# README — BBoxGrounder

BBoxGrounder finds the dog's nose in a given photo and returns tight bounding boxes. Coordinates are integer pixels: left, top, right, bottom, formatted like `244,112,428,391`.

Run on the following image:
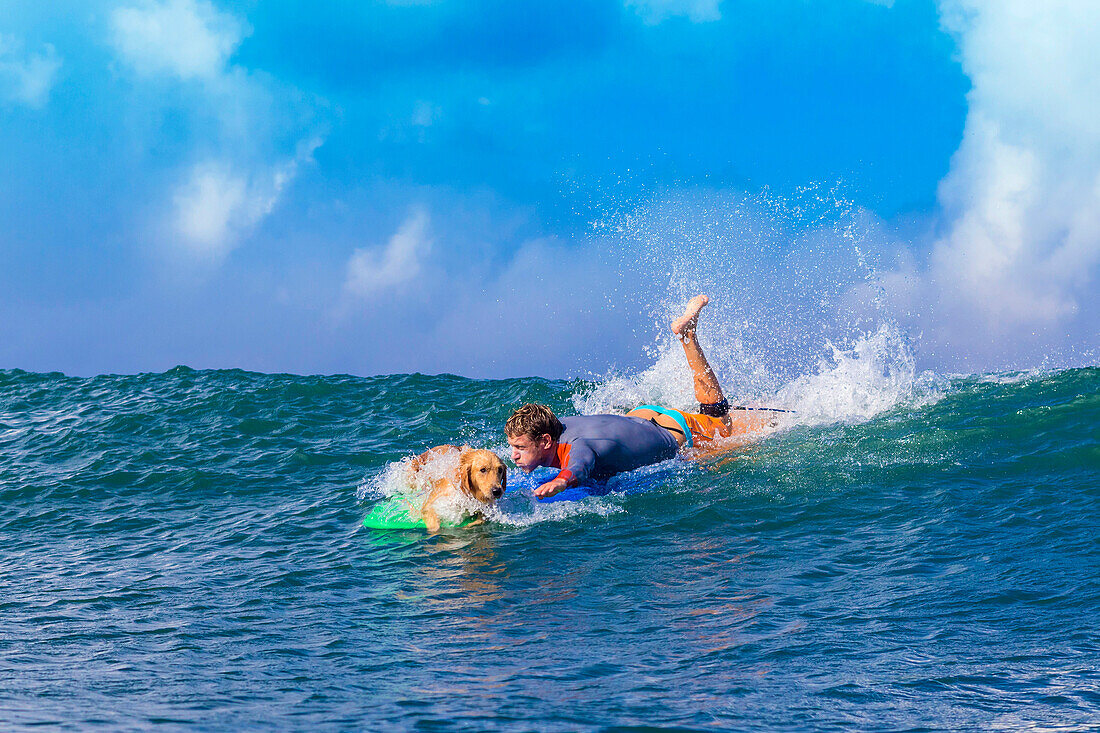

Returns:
492,486,504,499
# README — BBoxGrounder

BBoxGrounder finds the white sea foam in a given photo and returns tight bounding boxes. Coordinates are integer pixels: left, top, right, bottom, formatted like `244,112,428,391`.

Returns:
772,323,943,426
491,495,626,528
576,184,949,429
575,320,942,431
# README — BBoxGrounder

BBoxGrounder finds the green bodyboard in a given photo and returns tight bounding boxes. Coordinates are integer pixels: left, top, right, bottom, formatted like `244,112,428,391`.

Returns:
362,496,474,530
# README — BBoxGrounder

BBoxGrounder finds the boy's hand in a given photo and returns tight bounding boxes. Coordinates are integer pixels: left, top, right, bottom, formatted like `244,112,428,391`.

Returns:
534,478,569,498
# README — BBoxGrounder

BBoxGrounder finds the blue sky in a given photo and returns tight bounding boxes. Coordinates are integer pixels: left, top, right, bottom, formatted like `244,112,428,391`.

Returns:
1,0,1097,378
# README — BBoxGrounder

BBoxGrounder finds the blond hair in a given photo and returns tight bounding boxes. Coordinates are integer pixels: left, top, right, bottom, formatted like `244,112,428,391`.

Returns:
505,403,564,441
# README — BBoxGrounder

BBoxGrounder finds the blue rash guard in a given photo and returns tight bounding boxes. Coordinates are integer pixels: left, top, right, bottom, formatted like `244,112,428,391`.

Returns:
551,415,680,485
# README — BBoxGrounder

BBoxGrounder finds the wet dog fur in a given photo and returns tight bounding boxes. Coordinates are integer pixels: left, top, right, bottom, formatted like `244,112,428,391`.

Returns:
406,445,507,532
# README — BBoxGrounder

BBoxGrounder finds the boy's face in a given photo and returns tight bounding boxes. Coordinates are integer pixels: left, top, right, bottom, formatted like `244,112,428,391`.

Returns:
506,432,554,472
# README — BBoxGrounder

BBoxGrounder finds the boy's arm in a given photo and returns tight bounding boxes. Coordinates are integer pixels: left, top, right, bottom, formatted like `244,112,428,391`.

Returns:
535,441,596,498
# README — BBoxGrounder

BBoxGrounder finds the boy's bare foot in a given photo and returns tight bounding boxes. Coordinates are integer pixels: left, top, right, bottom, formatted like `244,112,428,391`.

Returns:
671,294,709,337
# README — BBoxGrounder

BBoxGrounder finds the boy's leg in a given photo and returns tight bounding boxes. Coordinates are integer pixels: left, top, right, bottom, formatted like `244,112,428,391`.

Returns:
628,295,748,448
671,295,727,411
660,295,774,452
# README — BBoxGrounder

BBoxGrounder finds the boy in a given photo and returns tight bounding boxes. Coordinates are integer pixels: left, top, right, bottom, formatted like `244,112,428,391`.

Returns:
506,295,774,498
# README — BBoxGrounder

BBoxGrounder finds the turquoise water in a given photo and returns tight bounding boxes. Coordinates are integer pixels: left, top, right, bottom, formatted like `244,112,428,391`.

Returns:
2,363,1098,730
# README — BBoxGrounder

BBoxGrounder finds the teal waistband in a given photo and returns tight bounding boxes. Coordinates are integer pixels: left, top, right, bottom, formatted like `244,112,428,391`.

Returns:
634,404,693,448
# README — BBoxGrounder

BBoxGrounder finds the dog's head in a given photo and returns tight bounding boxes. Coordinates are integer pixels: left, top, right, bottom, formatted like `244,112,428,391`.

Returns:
459,449,507,504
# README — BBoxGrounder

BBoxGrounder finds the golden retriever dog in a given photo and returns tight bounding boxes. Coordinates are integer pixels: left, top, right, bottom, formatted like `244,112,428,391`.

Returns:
406,445,507,532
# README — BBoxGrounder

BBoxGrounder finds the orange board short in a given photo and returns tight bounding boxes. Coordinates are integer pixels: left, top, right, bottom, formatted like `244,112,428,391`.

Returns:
675,408,773,444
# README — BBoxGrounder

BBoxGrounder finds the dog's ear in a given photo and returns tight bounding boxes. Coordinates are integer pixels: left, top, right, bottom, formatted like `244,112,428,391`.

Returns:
458,451,475,498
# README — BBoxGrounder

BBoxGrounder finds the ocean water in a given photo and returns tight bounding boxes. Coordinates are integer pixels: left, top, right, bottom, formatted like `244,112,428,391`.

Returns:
2,340,1098,730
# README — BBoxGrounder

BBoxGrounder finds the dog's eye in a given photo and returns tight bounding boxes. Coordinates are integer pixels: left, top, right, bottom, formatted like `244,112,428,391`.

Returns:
480,467,489,473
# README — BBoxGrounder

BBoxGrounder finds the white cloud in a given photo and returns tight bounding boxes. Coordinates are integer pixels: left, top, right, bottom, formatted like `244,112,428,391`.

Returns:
173,138,321,260
624,0,722,24
0,34,62,108
873,1,1100,362
344,208,432,297
108,1,324,263
110,0,247,80
411,100,439,127
173,162,247,258
928,1,1100,332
